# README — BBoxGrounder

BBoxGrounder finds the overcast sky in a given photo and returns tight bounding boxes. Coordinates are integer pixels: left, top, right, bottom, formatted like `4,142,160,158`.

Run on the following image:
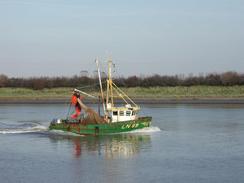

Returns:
0,0,244,77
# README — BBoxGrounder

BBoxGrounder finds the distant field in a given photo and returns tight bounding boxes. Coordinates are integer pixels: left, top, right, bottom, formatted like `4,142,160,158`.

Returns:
1,86,244,100
123,86,244,98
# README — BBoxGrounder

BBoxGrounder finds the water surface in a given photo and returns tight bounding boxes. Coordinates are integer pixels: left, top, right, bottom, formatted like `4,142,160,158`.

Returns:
0,104,244,183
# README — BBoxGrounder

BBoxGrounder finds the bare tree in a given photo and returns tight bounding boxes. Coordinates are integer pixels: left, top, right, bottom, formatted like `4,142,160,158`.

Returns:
221,71,240,86
0,74,8,87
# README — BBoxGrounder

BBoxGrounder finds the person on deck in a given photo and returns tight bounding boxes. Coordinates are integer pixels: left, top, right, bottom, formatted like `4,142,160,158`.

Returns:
70,91,84,119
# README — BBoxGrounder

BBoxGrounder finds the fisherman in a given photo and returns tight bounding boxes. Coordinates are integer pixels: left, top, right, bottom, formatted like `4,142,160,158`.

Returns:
70,91,84,119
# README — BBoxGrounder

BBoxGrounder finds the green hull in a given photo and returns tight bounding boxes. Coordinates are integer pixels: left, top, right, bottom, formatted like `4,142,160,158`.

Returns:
49,117,152,135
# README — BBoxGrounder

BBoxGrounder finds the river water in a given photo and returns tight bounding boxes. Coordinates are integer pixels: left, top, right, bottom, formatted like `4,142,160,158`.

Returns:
0,104,244,183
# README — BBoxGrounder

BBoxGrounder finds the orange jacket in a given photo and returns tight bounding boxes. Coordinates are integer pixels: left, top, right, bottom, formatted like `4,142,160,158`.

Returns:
71,94,84,105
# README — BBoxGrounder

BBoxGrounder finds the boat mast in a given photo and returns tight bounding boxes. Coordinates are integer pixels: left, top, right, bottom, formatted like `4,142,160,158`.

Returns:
95,58,106,116
107,58,114,108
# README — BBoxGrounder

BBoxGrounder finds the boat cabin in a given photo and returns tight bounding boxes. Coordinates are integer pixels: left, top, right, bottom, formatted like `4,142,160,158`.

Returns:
107,104,139,122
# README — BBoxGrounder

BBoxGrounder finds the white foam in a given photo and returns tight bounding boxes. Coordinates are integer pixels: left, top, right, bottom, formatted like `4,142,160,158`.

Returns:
0,125,47,134
125,126,161,134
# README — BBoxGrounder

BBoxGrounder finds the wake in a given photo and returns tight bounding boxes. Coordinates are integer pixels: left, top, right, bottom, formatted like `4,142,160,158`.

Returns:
0,124,47,134
124,126,161,134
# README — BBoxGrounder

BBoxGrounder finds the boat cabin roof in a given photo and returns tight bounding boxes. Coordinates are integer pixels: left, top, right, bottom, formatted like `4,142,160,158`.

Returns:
109,106,140,112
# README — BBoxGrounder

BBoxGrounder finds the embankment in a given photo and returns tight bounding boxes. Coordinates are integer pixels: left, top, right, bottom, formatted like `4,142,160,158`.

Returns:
1,86,244,104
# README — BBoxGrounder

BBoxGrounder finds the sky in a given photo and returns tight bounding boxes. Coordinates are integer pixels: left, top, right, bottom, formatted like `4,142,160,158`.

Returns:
0,0,244,77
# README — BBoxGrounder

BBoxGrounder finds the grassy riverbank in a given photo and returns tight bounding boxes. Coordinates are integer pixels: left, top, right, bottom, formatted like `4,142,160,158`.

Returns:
1,86,244,100
124,86,244,98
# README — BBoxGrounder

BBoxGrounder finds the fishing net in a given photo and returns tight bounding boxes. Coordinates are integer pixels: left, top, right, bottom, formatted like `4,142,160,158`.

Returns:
81,108,106,124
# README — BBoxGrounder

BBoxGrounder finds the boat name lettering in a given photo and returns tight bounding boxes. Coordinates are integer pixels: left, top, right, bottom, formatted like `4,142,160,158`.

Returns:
121,123,139,129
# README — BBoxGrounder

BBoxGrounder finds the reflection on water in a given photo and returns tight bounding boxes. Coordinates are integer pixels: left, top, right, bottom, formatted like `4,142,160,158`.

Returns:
48,133,151,159
1,104,244,183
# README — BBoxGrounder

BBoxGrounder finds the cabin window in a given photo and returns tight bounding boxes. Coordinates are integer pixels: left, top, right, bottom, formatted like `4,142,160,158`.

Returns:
132,111,135,116
113,111,118,116
126,111,131,116
119,111,124,116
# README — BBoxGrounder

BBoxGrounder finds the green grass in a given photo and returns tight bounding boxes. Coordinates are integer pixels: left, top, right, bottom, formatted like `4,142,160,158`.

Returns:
122,86,244,98
1,86,244,100
0,88,70,98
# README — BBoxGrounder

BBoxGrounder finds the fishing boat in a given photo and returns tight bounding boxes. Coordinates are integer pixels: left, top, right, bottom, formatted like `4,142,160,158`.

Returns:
49,59,152,135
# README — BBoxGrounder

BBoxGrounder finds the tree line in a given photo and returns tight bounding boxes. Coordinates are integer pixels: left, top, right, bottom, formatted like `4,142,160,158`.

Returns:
0,71,244,90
